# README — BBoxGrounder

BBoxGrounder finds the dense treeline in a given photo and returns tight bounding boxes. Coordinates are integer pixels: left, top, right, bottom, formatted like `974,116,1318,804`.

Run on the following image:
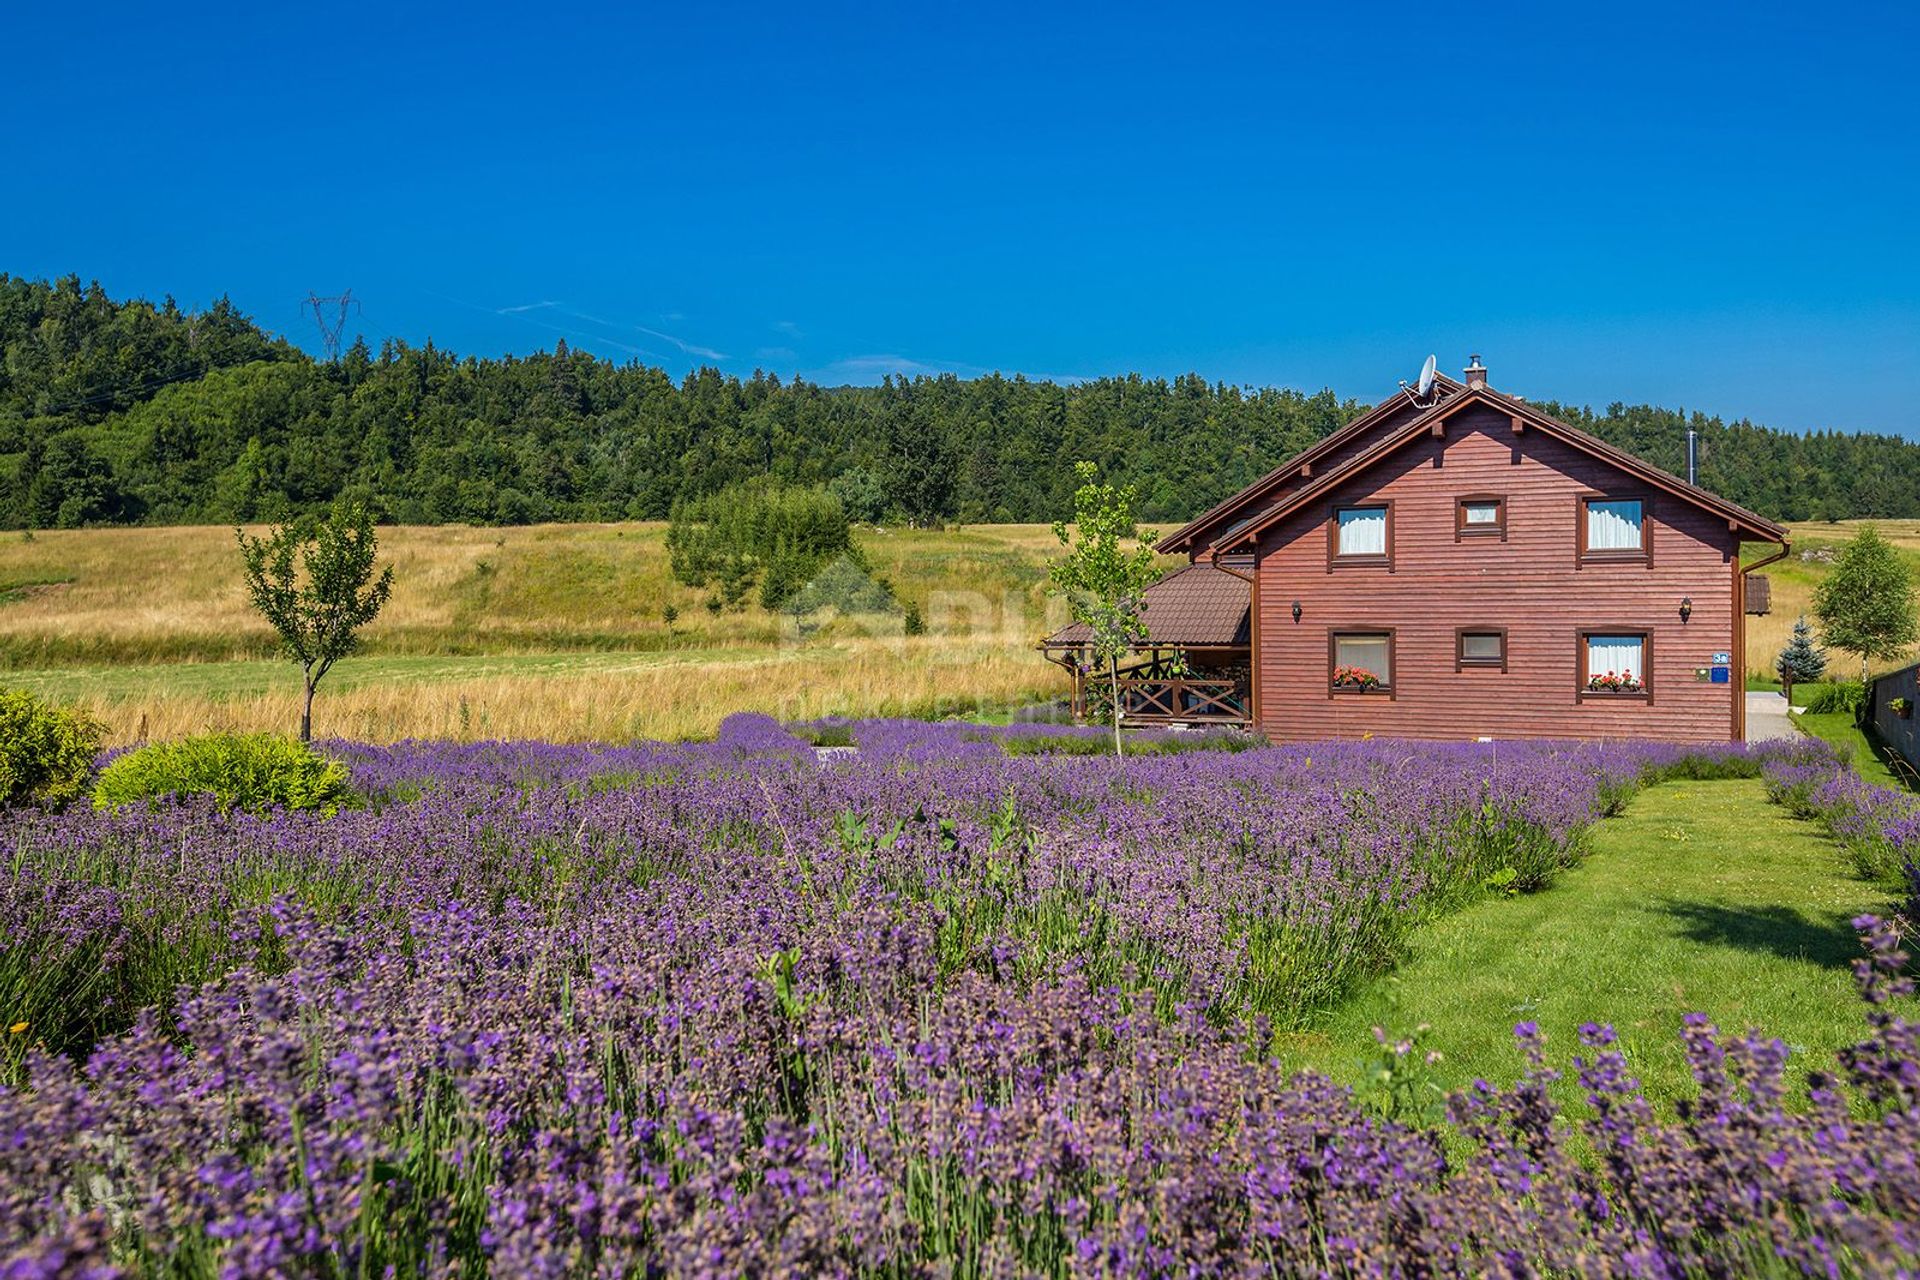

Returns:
4,273,1917,529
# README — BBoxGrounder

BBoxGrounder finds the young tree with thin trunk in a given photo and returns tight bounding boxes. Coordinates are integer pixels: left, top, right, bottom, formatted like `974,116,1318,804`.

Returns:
237,501,394,742
1049,461,1160,757
1812,525,1917,685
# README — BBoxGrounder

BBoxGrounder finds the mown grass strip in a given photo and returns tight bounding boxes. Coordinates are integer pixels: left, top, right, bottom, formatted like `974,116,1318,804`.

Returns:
1281,778,1893,1110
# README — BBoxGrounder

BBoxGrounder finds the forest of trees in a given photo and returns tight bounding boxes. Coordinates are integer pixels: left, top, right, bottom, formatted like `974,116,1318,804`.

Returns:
5,272,1918,530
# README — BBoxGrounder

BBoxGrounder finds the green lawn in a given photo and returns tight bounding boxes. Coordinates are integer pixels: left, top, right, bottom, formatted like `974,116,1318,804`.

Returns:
1282,779,1893,1111
1791,711,1912,790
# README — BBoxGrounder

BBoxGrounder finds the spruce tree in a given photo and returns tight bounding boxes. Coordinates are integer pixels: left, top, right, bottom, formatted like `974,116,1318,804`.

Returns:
1774,615,1827,703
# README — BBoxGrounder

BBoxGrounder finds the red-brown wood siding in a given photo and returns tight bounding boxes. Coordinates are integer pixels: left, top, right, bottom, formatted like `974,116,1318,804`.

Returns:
1250,404,1741,742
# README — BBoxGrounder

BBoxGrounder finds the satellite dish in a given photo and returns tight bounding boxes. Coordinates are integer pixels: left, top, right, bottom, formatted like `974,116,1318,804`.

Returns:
1416,354,1437,399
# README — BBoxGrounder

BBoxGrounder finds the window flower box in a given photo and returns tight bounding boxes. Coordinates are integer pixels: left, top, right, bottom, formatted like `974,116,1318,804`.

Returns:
1331,665,1382,691
1585,671,1644,694
1892,696,1913,720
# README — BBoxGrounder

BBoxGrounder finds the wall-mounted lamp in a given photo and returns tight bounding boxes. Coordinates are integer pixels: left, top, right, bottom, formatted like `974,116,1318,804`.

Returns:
1679,596,1693,623
1291,599,1303,623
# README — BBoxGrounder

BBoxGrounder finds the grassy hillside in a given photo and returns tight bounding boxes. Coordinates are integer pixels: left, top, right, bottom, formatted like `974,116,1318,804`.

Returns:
0,522,1149,742
0,521,1103,664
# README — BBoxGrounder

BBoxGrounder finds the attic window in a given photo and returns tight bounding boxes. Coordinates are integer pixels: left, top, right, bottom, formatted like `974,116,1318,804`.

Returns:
1457,496,1506,540
1330,503,1392,566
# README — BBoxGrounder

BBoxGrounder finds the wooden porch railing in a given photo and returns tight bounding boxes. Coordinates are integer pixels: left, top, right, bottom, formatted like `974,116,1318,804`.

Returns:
1110,677,1250,724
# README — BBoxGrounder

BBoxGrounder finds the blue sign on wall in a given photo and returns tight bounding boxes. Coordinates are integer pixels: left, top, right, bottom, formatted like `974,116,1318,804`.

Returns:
1710,665,1731,684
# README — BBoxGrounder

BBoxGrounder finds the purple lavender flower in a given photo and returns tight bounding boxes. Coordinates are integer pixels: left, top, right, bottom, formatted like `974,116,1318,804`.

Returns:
0,726,1913,1275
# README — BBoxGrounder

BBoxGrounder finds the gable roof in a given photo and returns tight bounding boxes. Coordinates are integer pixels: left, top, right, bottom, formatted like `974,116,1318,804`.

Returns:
1158,373,1467,554
1041,561,1250,649
1194,382,1788,554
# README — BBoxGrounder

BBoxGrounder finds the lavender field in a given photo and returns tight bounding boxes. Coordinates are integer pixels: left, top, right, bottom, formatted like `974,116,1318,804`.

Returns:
4,717,1919,1277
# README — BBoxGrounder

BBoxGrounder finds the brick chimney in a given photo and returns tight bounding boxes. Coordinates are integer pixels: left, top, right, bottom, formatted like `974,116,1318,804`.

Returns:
1464,354,1487,389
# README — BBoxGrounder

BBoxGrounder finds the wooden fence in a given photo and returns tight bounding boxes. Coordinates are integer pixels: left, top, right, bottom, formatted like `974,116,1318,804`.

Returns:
1869,661,1920,781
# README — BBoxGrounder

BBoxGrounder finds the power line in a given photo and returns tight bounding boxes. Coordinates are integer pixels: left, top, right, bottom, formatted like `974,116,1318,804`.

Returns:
32,361,242,416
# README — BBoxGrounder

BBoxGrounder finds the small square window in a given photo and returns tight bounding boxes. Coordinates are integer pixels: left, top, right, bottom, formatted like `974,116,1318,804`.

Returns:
1457,630,1506,670
1583,498,1645,559
1333,505,1390,560
1457,496,1505,539
1331,631,1392,693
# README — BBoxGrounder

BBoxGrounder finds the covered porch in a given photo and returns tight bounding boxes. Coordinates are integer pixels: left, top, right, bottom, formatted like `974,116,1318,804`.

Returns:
1039,562,1252,727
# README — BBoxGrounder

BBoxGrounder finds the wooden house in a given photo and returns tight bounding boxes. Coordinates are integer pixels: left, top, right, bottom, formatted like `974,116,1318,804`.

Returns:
1041,358,1791,742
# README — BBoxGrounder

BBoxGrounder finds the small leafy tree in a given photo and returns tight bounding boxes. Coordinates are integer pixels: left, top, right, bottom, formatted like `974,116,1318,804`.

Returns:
238,500,394,742
1049,461,1161,757
1813,525,1918,684
1774,615,1827,703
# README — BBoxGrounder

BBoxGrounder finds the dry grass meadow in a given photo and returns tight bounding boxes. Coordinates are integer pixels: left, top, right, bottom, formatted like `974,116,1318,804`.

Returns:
1,519,1913,744
0,522,1121,743
1746,520,1920,681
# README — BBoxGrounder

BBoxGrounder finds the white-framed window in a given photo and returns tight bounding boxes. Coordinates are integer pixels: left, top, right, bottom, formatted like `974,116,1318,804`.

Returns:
1335,505,1388,557
1584,499,1644,553
1583,632,1648,695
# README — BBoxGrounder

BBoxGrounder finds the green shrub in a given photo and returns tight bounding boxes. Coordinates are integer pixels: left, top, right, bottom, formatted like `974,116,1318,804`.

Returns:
93,733,353,815
668,479,858,608
998,727,1266,757
1802,681,1868,718
0,688,104,808
1640,754,1764,784
798,722,856,748
999,733,1110,757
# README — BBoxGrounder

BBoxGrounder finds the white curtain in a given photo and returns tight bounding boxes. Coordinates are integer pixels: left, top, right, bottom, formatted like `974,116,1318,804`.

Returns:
1338,507,1387,555
1587,500,1643,550
1335,634,1391,683
1463,502,1499,526
1585,635,1645,682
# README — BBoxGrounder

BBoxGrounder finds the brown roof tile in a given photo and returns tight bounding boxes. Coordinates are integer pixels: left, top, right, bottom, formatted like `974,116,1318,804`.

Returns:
1042,562,1250,648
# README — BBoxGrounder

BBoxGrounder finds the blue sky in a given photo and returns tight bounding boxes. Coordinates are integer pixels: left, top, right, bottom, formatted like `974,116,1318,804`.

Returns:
6,1,1917,432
